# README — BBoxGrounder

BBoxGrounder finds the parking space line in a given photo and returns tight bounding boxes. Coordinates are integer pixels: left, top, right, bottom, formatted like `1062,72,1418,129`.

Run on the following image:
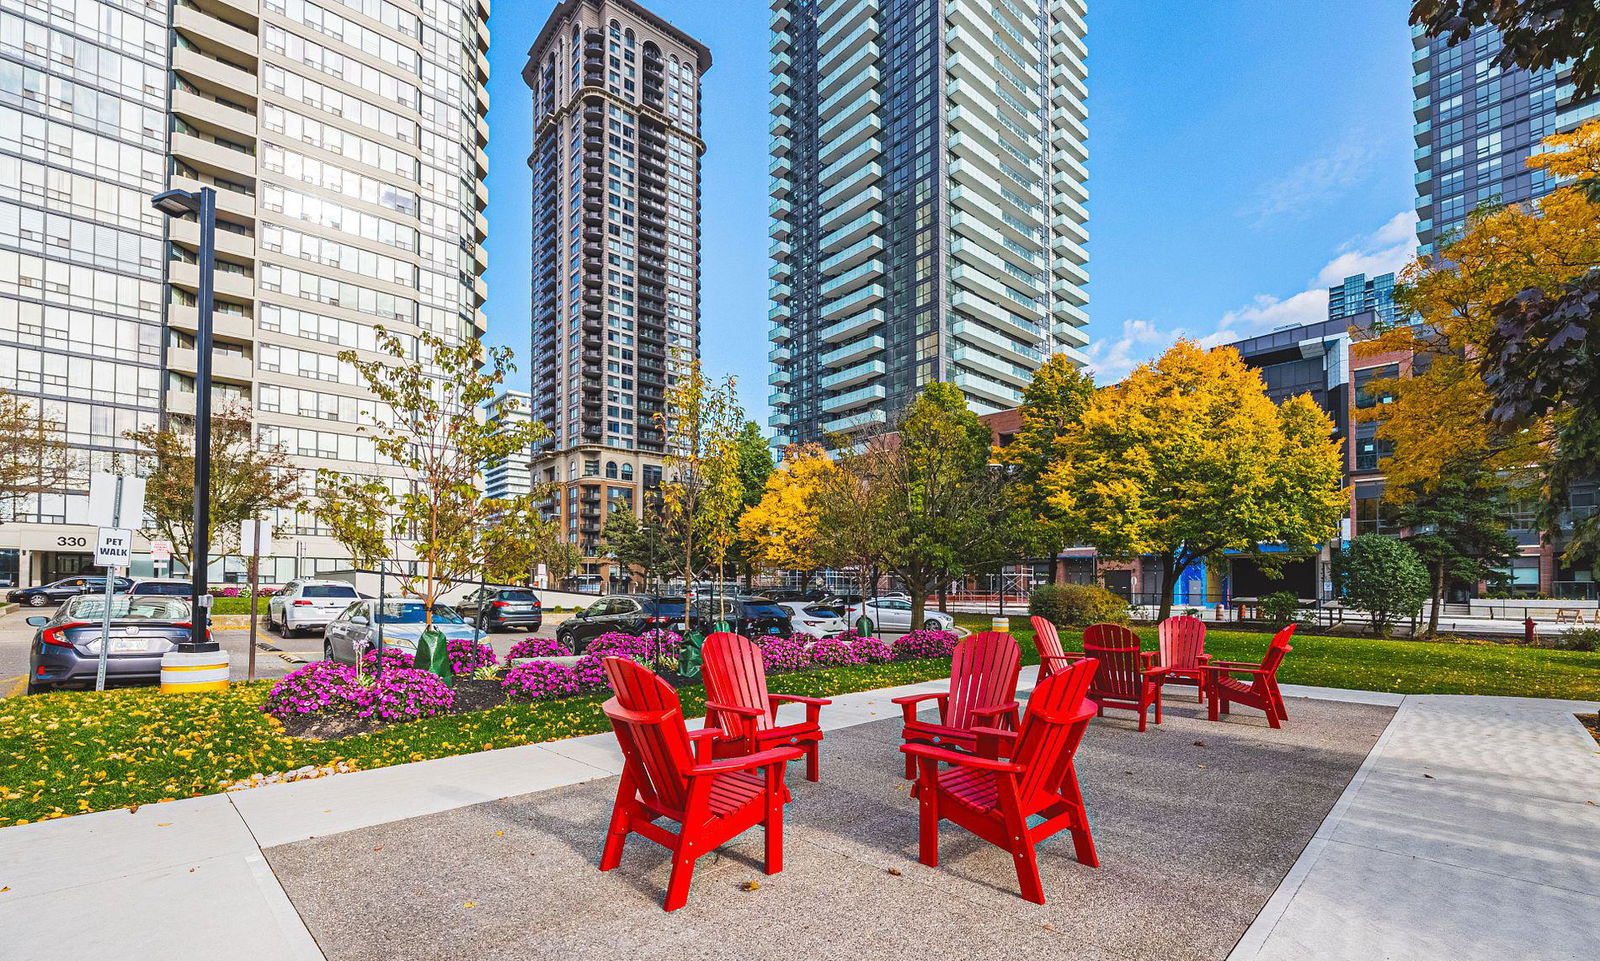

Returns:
2,674,25,698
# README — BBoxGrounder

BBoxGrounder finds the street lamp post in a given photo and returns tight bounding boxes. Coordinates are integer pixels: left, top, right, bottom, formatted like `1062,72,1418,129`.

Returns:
152,187,221,654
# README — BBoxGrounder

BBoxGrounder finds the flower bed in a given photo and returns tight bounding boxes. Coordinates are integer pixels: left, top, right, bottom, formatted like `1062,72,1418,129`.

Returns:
891,629,959,660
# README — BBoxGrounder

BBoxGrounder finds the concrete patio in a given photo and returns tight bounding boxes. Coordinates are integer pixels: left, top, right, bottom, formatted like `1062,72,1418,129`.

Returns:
0,671,1595,961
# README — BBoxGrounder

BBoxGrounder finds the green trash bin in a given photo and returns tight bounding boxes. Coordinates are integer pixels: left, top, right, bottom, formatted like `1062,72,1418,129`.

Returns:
678,631,704,678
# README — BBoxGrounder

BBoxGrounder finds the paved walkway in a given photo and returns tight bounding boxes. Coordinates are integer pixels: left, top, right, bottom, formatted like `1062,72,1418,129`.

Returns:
0,673,1593,960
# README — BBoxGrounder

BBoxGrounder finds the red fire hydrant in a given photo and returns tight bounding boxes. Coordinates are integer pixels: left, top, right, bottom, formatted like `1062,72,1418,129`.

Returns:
1524,617,1537,646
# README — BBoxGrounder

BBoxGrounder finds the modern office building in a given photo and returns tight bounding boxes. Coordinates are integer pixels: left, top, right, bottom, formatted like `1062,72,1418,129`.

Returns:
1327,272,1396,326
484,390,536,500
0,0,491,587
1412,22,1599,254
767,0,1090,447
523,0,708,584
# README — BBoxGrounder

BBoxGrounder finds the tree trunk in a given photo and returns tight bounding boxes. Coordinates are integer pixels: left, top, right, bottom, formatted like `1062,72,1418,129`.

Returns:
1156,552,1177,623
908,569,928,631
937,581,948,614
1427,560,1444,636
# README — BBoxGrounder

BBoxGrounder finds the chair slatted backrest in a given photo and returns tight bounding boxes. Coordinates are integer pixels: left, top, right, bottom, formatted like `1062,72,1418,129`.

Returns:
1011,657,1098,811
603,656,695,813
702,632,775,733
1030,616,1067,672
1082,622,1140,648
1253,624,1296,693
1081,630,1145,697
946,631,1022,730
1158,615,1207,669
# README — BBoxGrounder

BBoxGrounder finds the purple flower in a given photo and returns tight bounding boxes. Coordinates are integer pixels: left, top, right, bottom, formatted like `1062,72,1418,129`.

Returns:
445,638,497,675
755,634,810,673
359,647,416,672
502,660,582,699
848,634,893,663
891,629,959,661
261,661,454,722
806,635,863,667
507,637,572,659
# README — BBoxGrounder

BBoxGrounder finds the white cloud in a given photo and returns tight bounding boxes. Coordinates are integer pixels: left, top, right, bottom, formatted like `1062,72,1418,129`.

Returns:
1247,136,1377,224
1088,211,1417,383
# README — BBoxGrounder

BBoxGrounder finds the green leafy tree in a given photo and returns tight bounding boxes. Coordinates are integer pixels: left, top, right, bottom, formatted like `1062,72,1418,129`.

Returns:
1335,534,1431,637
124,405,301,566
602,500,677,589
0,387,73,526
1043,341,1347,621
313,329,546,625
728,420,773,586
1003,353,1094,584
873,383,1009,629
1393,459,1519,635
656,358,744,611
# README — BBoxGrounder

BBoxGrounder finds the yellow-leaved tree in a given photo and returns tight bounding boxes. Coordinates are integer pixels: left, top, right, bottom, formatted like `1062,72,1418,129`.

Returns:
1043,340,1346,621
1358,121,1600,497
738,443,838,575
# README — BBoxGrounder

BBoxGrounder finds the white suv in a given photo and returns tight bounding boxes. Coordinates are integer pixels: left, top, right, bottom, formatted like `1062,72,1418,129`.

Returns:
267,579,361,638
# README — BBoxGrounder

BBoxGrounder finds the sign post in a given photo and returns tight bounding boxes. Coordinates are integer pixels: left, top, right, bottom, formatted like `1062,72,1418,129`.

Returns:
88,473,143,693
241,518,271,682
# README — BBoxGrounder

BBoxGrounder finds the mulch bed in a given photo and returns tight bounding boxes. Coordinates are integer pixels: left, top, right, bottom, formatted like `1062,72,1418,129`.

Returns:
275,667,699,741
1579,713,1600,746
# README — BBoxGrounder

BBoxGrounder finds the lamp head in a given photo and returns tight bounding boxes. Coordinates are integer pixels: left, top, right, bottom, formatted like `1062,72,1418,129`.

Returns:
151,189,201,218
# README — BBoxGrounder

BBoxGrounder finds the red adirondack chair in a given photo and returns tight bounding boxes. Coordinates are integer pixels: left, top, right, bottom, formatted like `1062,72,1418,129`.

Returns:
1157,615,1211,703
1065,623,1165,731
894,631,1022,778
701,631,832,782
901,657,1101,905
1204,624,1295,729
1029,615,1077,677
599,656,804,911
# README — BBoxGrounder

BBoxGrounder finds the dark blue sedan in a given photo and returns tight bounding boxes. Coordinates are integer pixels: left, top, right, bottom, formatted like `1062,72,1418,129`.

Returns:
25,594,199,694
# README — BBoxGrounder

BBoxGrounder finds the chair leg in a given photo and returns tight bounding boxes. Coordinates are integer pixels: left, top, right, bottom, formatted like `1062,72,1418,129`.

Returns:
599,779,634,871
916,770,940,867
1012,842,1045,905
663,849,696,912
765,807,784,875
903,751,916,780
805,742,819,783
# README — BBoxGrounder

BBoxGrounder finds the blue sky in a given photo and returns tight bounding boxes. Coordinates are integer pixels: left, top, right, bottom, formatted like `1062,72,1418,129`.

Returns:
481,0,1418,420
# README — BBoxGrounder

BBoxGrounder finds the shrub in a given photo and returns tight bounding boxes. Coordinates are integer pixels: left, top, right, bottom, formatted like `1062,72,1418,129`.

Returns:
359,647,416,673
1541,627,1600,652
1334,535,1430,637
507,637,573,659
891,629,959,660
584,630,683,671
262,661,454,722
572,654,609,689
444,638,497,676
356,668,455,722
806,635,863,667
501,659,583,699
262,661,360,717
755,634,811,672
1029,583,1129,628
1260,591,1302,624
847,633,892,663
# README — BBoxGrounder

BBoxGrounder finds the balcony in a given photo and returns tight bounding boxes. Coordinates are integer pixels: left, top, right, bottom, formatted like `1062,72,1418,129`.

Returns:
820,210,884,255
821,334,885,369
768,345,792,364
951,318,1042,366
817,44,880,102
820,234,885,276
820,258,885,299
820,283,885,321
820,358,885,391
769,366,792,386
822,408,887,435
822,382,886,413
821,306,885,343
818,114,882,167
169,260,254,300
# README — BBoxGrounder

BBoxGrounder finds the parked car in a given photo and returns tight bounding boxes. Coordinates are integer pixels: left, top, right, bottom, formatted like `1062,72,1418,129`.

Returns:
267,579,361,637
455,586,542,633
777,601,849,639
857,597,955,633
7,575,131,608
323,600,479,665
556,594,688,653
127,578,193,597
24,594,200,693
691,595,794,639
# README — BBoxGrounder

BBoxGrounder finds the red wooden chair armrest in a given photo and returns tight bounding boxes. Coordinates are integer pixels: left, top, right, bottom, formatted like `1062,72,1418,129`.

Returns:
1203,663,1270,674
768,693,830,725
1140,666,1170,679
1059,650,1087,659
705,699,764,718
970,701,1020,719
893,691,949,722
1196,653,1213,663
1139,650,1160,663
900,741,1023,774
971,724,1019,759
703,700,762,752
687,727,722,762
604,703,677,725
691,745,805,777
1040,653,1078,672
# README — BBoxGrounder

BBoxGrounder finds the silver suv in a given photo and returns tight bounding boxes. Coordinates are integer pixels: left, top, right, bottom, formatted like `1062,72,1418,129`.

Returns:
266,579,361,638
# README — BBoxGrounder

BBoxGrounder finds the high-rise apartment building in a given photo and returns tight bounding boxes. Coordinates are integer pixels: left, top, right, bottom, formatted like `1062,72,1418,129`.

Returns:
0,0,491,587
1412,22,1598,254
767,0,1089,447
484,390,535,500
523,0,707,585
1327,272,1396,326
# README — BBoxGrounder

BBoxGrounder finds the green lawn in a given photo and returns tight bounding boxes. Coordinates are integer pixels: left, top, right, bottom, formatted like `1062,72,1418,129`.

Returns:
208,596,265,616
0,657,955,827
962,615,1600,701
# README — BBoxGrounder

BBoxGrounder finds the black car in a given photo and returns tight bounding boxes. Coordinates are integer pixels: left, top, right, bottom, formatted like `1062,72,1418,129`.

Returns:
8,575,132,608
691,595,794,639
25,594,198,693
557,594,688,653
457,586,543,633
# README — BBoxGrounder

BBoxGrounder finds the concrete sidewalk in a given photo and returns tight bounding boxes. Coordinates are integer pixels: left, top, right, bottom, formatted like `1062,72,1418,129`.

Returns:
0,671,1594,960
